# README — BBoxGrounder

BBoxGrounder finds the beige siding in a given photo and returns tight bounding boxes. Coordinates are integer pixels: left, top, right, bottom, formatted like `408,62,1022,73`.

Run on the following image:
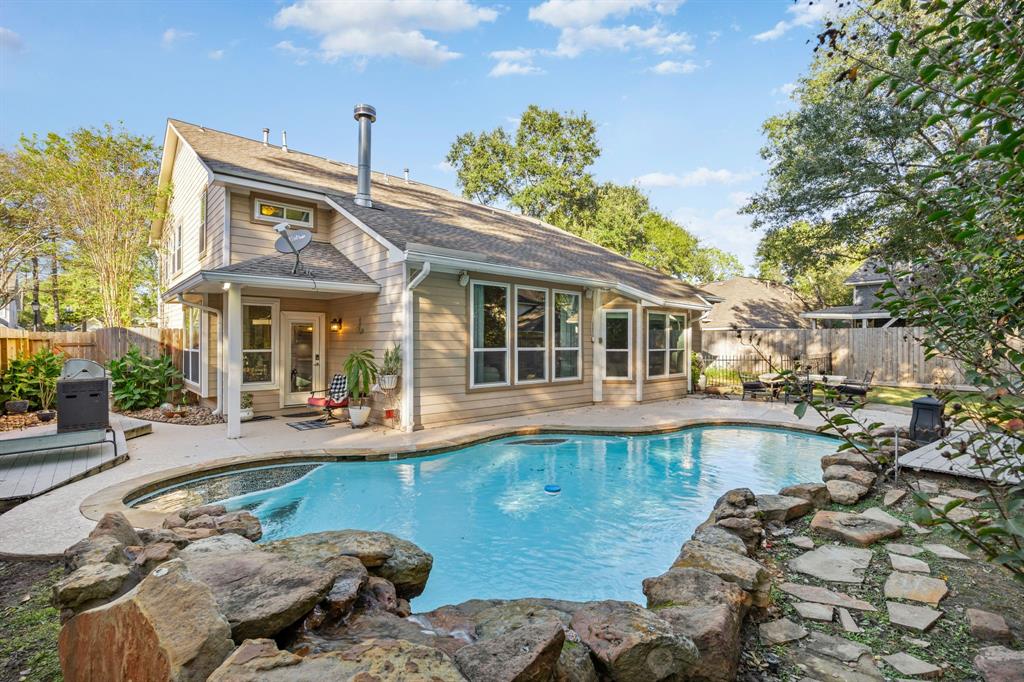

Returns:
414,271,594,429
165,142,210,289
201,185,226,270
229,191,332,264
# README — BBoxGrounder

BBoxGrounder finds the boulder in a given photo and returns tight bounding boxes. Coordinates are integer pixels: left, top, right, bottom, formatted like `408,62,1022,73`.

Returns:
966,608,1012,644
778,482,831,509
714,488,756,510
755,494,814,522
672,540,771,606
321,555,369,622
170,527,219,542
216,511,263,541
131,542,179,575
291,610,466,658
555,641,599,682
63,535,126,573
454,620,565,682
822,465,877,488
690,524,748,556
821,451,878,471
826,479,870,505
182,549,335,641
973,645,1024,682
810,511,901,547
707,517,763,554
53,561,131,610
179,533,257,558
356,576,400,614
161,512,186,529
569,600,698,681
88,512,141,547
181,504,227,521
207,637,466,681
59,559,234,682
137,528,191,549
643,567,750,681
184,514,218,530
262,529,433,598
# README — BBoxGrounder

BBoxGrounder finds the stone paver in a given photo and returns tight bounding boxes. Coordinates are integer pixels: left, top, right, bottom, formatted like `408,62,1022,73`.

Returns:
759,618,808,645
886,601,943,632
947,487,985,501
889,553,930,574
804,631,872,663
927,495,978,522
974,645,1024,682
883,489,907,507
786,651,884,682
887,543,925,557
790,535,815,550
790,545,873,583
966,608,1012,644
861,506,906,527
922,543,970,561
838,607,862,633
884,572,948,605
903,636,930,649
911,480,941,494
882,652,941,678
810,511,902,547
793,602,834,622
779,582,876,611
908,521,933,535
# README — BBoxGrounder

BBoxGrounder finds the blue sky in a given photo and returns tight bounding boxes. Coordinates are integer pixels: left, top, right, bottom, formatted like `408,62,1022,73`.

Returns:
0,0,838,270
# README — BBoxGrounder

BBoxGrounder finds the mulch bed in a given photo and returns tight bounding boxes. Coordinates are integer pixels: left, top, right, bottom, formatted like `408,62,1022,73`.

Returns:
117,405,224,426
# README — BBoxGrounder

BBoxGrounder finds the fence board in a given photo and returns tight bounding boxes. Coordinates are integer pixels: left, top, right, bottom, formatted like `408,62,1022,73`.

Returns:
0,327,181,372
701,327,965,387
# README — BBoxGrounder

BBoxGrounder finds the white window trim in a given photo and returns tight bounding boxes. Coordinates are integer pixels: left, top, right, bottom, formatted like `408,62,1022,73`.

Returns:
181,297,209,397
198,185,208,257
603,308,633,380
253,197,315,229
513,285,549,385
241,297,279,389
172,218,183,275
647,311,688,379
551,288,582,382
469,280,511,389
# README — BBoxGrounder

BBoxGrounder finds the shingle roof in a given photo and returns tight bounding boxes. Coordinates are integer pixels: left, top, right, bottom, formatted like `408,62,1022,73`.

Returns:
845,260,888,285
699,277,809,329
170,119,712,306
212,241,377,286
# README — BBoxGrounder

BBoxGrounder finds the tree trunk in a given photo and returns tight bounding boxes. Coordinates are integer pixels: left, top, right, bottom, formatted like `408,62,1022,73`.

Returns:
31,256,41,331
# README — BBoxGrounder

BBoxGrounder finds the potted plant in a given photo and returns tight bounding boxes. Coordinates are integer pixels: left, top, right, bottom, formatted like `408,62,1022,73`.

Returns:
36,369,57,422
343,349,379,428
379,344,401,391
239,392,254,422
690,352,707,392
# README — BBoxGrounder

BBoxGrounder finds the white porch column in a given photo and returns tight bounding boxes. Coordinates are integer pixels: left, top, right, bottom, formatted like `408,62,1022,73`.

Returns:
591,288,604,402
225,283,243,439
635,302,644,403
400,263,416,432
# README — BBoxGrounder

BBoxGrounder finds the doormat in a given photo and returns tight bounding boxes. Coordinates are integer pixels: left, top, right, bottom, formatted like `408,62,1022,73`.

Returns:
287,419,332,431
250,415,274,421
282,410,319,418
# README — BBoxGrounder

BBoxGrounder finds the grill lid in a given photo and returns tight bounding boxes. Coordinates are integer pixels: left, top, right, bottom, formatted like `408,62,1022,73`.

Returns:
60,359,106,380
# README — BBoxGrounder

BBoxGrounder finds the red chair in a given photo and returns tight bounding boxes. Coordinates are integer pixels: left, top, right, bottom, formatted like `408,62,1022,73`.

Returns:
307,373,349,422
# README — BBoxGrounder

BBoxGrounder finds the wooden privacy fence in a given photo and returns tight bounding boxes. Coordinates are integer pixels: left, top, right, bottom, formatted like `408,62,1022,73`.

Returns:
0,327,181,373
701,327,966,388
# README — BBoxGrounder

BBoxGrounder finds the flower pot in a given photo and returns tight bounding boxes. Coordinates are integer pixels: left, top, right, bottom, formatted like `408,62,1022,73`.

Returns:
350,405,371,428
239,407,254,422
5,400,29,415
379,374,399,391
698,374,707,390
37,410,56,423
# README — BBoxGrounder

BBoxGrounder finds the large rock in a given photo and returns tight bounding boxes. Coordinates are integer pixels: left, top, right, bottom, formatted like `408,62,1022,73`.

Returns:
63,535,126,573
973,645,1024,682
131,542,179,575
708,517,763,554
789,545,873,583
182,549,335,640
826,479,871,505
137,528,191,549
822,465,877,488
215,511,262,541
454,620,565,682
966,609,1013,644
59,559,234,682
180,504,227,521
810,511,902,547
672,540,771,606
88,512,142,547
643,567,750,682
262,529,433,598
821,451,878,471
883,572,948,605
208,637,467,681
691,524,748,556
779,482,831,509
570,600,698,681
179,533,257,558
755,494,814,522
53,562,131,610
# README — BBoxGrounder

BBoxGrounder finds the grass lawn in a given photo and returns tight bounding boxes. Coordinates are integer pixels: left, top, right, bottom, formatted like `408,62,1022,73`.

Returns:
0,560,63,682
866,385,929,407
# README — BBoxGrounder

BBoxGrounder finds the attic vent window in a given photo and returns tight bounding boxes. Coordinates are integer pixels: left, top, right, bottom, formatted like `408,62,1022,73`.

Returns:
253,198,314,229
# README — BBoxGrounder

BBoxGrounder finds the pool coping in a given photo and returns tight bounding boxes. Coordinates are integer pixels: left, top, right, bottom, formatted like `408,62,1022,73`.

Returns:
81,418,838,530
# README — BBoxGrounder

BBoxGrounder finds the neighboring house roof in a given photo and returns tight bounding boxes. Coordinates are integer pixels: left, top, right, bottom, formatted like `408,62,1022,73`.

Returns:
212,242,377,287
802,305,891,320
165,119,712,308
699,277,809,329
844,260,888,286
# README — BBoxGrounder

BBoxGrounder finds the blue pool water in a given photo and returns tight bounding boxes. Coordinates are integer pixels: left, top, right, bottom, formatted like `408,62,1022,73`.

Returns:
221,426,836,610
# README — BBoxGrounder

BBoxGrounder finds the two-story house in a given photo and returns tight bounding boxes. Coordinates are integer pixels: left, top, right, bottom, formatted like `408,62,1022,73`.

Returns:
153,106,716,438
801,261,899,329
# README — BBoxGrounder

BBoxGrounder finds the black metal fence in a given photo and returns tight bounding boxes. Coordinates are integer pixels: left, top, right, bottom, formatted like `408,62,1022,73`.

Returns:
701,353,833,390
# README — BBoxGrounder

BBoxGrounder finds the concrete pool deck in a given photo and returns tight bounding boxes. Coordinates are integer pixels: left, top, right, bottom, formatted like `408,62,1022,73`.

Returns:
0,397,908,559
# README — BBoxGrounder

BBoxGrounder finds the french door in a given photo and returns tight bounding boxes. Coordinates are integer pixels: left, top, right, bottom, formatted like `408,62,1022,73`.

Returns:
281,312,324,406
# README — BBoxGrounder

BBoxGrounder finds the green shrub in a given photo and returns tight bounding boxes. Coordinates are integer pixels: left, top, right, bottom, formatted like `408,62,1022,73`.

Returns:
343,349,379,407
109,346,182,411
1,348,63,410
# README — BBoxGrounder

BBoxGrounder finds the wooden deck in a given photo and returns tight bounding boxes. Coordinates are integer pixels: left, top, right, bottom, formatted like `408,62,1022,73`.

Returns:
899,431,1021,483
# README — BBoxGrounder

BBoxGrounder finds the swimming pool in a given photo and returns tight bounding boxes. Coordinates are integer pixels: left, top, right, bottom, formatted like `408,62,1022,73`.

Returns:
133,425,837,610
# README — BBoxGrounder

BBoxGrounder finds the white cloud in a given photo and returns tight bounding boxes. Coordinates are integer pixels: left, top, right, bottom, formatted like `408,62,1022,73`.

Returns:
753,0,842,41
634,167,755,188
707,30,721,44
650,59,698,75
275,40,313,65
528,0,681,28
488,48,545,77
161,28,195,48
208,49,225,60
0,27,24,52
273,0,497,66
434,160,455,173
672,196,757,270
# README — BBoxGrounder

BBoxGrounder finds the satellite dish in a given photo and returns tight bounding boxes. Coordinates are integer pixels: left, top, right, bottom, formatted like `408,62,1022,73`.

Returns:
274,228,313,254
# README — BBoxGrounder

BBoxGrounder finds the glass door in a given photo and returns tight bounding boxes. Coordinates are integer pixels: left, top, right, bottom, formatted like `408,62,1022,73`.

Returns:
281,312,323,406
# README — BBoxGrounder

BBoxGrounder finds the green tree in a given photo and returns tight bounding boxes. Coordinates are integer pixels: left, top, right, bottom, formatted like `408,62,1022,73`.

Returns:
755,222,861,308
0,151,48,313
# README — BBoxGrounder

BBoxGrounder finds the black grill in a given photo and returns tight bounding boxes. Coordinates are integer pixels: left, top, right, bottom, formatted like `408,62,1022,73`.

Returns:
57,360,110,433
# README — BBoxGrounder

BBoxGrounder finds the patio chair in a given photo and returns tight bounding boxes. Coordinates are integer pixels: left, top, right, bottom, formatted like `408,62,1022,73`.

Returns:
783,372,815,405
739,372,772,401
837,370,875,404
307,373,350,423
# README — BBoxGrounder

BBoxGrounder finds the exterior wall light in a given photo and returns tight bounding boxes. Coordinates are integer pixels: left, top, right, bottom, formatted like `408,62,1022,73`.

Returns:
330,317,343,332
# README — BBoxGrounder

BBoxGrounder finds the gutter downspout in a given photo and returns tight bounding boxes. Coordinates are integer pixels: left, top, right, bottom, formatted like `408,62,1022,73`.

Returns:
400,262,430,432
177,295,223,415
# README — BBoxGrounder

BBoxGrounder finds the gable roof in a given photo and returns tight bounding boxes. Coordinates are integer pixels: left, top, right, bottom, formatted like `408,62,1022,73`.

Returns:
166,119,713,308
699,277,809,329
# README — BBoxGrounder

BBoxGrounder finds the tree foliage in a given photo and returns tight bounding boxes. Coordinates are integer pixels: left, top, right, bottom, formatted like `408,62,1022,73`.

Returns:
756,221,861,308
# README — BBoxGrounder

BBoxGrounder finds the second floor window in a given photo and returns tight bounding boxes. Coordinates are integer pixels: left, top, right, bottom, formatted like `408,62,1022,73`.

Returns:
254,197,314,229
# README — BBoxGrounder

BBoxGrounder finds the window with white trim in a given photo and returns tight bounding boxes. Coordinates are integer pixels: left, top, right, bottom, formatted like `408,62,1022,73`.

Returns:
515,286,547,383
604,310,632,379
254,197,314,228
553,291,581,380
172,218,182,274
648,312,687,377
471,282,509,387
242,303,275,385
182,306,201,385
198,186,208,256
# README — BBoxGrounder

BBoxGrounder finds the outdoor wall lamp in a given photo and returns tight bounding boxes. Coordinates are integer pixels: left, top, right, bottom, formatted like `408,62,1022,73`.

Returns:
330,317,343,332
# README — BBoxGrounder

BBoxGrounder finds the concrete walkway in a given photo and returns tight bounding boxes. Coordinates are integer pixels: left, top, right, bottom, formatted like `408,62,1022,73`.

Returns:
0,397,907,559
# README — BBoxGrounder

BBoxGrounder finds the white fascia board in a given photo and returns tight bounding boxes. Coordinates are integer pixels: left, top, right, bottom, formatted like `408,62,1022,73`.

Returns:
801,311,891,320
321,195,404,261
160,271,379,300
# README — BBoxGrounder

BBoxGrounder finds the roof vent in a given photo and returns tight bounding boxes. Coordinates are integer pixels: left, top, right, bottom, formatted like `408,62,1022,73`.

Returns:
262,128,270,146
404,167,410,184
353,104,376,208
281,130,288,152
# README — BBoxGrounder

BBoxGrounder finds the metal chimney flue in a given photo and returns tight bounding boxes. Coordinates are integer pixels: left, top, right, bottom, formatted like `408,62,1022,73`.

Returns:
353,104,376,208
281,130,288,152
262,128,270,146
403,167,410,184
